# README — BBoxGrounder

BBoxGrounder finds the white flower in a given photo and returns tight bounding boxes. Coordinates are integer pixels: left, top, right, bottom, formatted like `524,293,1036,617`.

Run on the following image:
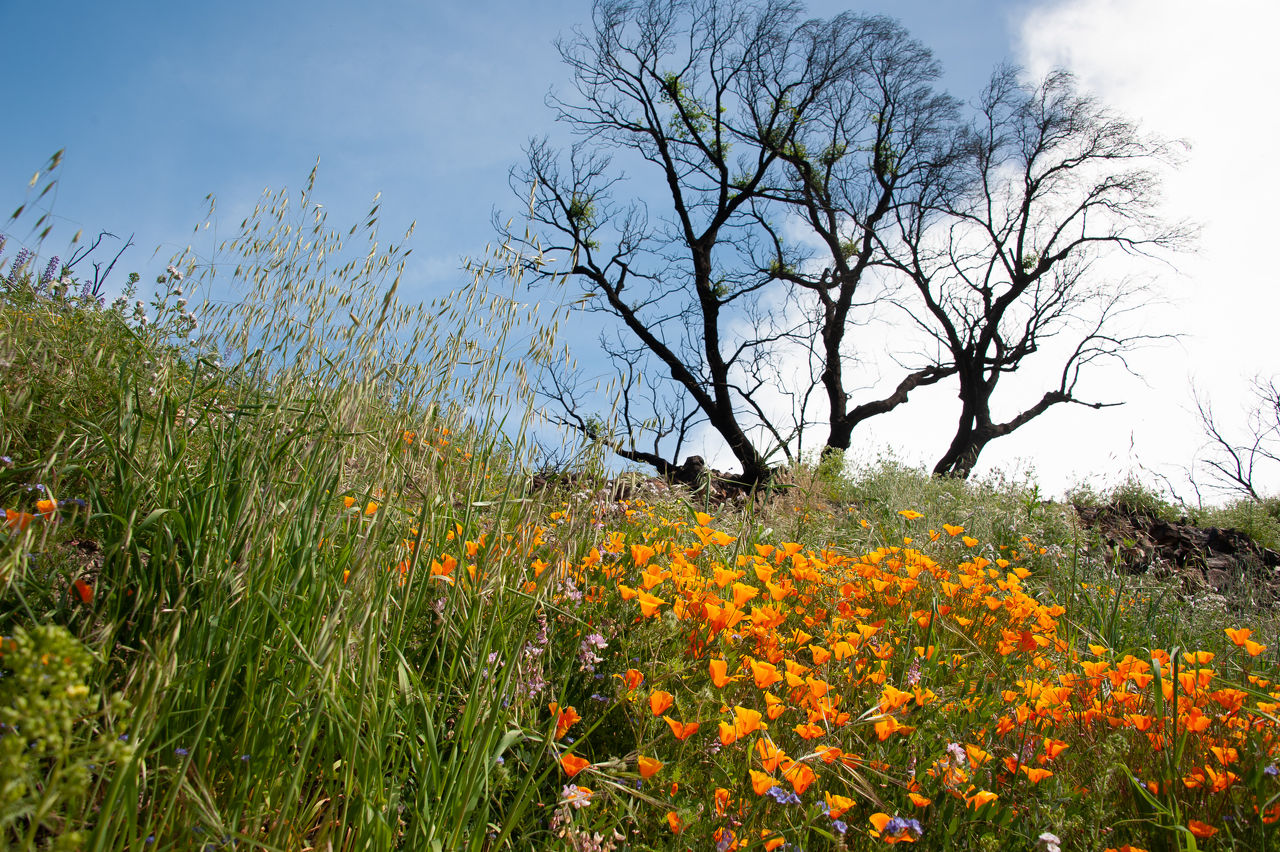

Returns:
1036,832,1062,852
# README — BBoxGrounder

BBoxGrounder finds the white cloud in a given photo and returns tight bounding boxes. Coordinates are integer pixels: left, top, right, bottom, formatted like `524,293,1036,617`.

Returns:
1003,0,1280,499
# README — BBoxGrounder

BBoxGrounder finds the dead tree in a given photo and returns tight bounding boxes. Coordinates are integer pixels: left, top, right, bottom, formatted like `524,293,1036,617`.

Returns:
504,0,954,484
881,66,1189,477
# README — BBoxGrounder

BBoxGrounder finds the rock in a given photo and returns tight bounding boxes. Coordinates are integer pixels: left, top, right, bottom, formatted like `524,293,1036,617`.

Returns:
1074,500,1280,608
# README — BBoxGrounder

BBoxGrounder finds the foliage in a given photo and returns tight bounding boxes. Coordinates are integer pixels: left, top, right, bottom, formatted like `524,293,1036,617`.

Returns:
0,624,134,850
0,163,1270,852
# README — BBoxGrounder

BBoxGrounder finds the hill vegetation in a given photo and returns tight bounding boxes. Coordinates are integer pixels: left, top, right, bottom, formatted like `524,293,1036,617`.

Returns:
2,179,1279,851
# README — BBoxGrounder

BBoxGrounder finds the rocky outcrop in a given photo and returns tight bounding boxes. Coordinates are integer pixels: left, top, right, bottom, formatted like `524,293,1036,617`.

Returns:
1075,502,1280,605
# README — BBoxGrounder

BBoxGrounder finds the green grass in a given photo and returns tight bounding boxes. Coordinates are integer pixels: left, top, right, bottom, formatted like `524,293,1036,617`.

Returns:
3,176,1280,851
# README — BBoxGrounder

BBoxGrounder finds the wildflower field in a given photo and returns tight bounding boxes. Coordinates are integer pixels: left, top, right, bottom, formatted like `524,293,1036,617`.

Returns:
2,180,1279,850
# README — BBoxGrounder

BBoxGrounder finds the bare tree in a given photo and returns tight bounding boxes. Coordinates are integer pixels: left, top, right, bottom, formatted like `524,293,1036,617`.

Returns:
504,0,953,484
756,13,961,455
880,66,1188,477
1193,378,1280,503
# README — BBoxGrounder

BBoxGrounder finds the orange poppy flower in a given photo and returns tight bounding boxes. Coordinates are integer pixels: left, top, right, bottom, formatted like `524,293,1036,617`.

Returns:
560,754,590,777
1041,738,1069,760
825,792,855,819
749,770,777,796
783,761,816,794
731,582,759,607
4,509,35,531
1187,820,1217,839
965,744,991,766
71,579,93,603
732,705,764,738
803,644,834,665
550,703,581,740
1021,766,1053,784
618,668,644,691
749,659,783,689
709,658,736,688
649,690,674,716
636,590,666,617
662,716,700,740
638,755,663,779
967,790,998,809
875,715,911,740
755,737,787,772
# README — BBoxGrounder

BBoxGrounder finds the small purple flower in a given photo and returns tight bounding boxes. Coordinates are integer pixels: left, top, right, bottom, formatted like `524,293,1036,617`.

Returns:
716,829,736,852
1266,764,1278,777
884,816,923,839
174,747,189,757
766,786,802,805
832,819,847,835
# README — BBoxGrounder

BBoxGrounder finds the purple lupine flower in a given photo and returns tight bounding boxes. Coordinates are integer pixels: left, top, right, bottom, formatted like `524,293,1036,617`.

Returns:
40,256,59,286
906,657,922,686
7,248,31,282
578,632,608,671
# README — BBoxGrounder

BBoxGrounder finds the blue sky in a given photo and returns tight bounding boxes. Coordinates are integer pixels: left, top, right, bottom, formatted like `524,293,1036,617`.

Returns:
2,0,1021,281
4,0,1277,498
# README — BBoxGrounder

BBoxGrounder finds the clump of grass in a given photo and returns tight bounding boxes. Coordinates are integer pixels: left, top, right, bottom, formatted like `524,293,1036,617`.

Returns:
2,165,574,849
